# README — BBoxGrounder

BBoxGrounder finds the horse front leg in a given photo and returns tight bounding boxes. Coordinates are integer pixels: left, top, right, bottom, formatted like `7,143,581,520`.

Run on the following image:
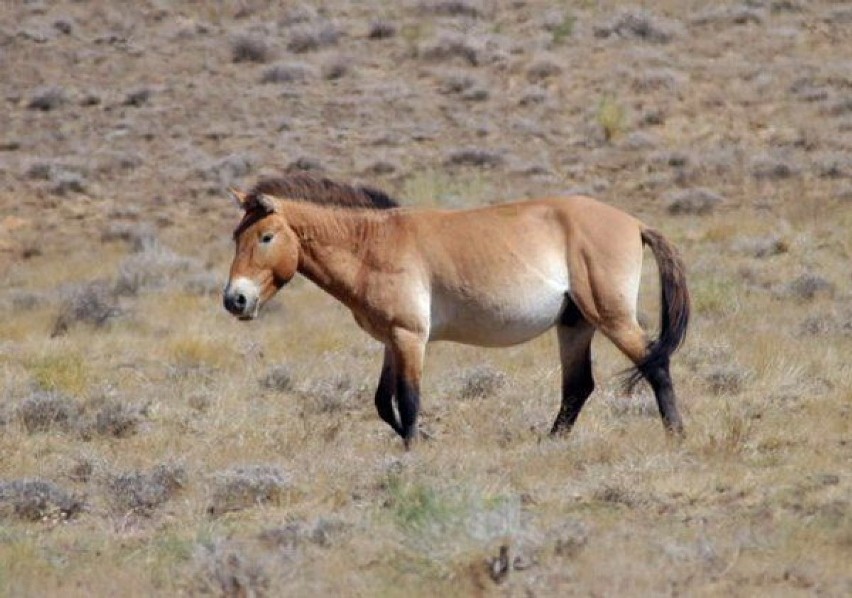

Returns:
375,346,403,438
389,329,426,450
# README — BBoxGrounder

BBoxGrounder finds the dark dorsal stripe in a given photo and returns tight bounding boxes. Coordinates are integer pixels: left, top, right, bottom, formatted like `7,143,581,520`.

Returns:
247,173,399,210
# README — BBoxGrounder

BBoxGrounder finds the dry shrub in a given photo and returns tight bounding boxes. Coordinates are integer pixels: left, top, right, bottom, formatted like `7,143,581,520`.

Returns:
51,169,87,195
94,400,144,438
781,274,835,301
18,390,81,433
259,517,348,549
299,373,363,413
526,57,561,83
260,63,312,84
592,484,642,508
0,479,84,521
438,70,478,94
231,34,272,63
665,188,724,216
750,153,800,180
208,465,292,515
595,8,684,43
551,519,591,557
200,152,254,189
123,87,151,107
632,68,686,93
813,152,852,179
183,272,223,296
114,241,202,296
732,235,789,258
601,390,658,418
457,365,507,400
52,281,122,337
799,310,852,337
419,33,479,65
705,365,751,395
189,539,272,597
418,1,482,18
107,464,187,514
321,56,349,80
260,365,294,392
368,20,396,40
444,147,503,168
27,86,66,111
287,23,340,53
100,221,158,250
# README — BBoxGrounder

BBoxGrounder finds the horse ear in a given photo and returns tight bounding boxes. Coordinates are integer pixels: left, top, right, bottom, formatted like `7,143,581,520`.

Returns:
229,188,249,209
256,194,278,213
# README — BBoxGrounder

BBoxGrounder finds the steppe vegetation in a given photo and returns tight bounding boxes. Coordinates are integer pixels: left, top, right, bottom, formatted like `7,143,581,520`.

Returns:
1,0,849,595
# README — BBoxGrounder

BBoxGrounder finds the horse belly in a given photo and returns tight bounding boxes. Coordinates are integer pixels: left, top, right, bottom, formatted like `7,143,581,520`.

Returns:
430,286,567,347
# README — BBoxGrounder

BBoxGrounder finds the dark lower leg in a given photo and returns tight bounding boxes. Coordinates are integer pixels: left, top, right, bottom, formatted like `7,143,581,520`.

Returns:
642,360,684,436
375,355,403,437
396,379,420,450
550,347,595,436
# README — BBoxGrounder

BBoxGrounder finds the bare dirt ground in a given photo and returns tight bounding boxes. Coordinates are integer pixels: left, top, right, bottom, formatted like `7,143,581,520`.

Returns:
1,1,850,595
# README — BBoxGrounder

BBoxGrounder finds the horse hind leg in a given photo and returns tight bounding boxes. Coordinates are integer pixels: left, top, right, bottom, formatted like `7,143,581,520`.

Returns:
568,258,684,436
550,300,596,436
597,317,684,436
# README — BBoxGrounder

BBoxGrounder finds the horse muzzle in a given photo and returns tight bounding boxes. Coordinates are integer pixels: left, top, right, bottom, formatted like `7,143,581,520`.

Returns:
223,278,261,320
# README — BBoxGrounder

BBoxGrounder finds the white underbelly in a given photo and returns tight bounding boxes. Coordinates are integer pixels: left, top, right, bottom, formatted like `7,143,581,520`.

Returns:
429,284,569,347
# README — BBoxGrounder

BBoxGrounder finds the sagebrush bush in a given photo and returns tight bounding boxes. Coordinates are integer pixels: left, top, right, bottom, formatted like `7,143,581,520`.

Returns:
190,539,272,597
52,281,122,337
260,365,294,392
287,24,340,53
457,365,507,400
27,86,66,111
260,63,311,84
114,241,200,296
665,188,724,216
368,20,396,40
0,479,84,521
18,390,80,433
595,9,683,43
94,400,143,438
208,465,292,515
231,34,272,63
106,464,187,514
418,1,482,18
100,221,158,251
419,33,479,65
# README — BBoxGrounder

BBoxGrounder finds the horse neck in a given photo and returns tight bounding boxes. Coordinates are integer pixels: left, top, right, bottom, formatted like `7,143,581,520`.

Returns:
282,201,386,308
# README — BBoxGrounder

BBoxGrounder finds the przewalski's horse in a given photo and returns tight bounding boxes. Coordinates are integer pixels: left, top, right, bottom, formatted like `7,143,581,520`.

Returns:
224,173,690,449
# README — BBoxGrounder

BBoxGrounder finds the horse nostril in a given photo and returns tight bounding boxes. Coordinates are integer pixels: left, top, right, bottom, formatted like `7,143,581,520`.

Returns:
235,293,247,308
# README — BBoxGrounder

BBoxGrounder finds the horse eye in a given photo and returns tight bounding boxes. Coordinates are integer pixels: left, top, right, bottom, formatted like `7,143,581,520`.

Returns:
261,233,274,244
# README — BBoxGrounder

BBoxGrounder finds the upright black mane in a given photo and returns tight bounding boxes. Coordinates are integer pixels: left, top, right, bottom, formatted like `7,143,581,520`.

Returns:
247,173,399,210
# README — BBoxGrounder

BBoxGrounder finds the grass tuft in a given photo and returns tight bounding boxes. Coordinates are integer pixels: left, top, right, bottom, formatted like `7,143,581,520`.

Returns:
597,95,626,142
27,353,89,395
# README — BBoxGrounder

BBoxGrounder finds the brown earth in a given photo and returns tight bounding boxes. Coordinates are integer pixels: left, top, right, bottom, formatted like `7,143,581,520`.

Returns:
1,1,850,596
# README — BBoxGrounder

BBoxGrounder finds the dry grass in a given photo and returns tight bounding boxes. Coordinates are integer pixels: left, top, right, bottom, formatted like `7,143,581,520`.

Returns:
1,0,850,595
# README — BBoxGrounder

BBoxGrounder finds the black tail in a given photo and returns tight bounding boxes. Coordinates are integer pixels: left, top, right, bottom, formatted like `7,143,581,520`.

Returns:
626,228,690,391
